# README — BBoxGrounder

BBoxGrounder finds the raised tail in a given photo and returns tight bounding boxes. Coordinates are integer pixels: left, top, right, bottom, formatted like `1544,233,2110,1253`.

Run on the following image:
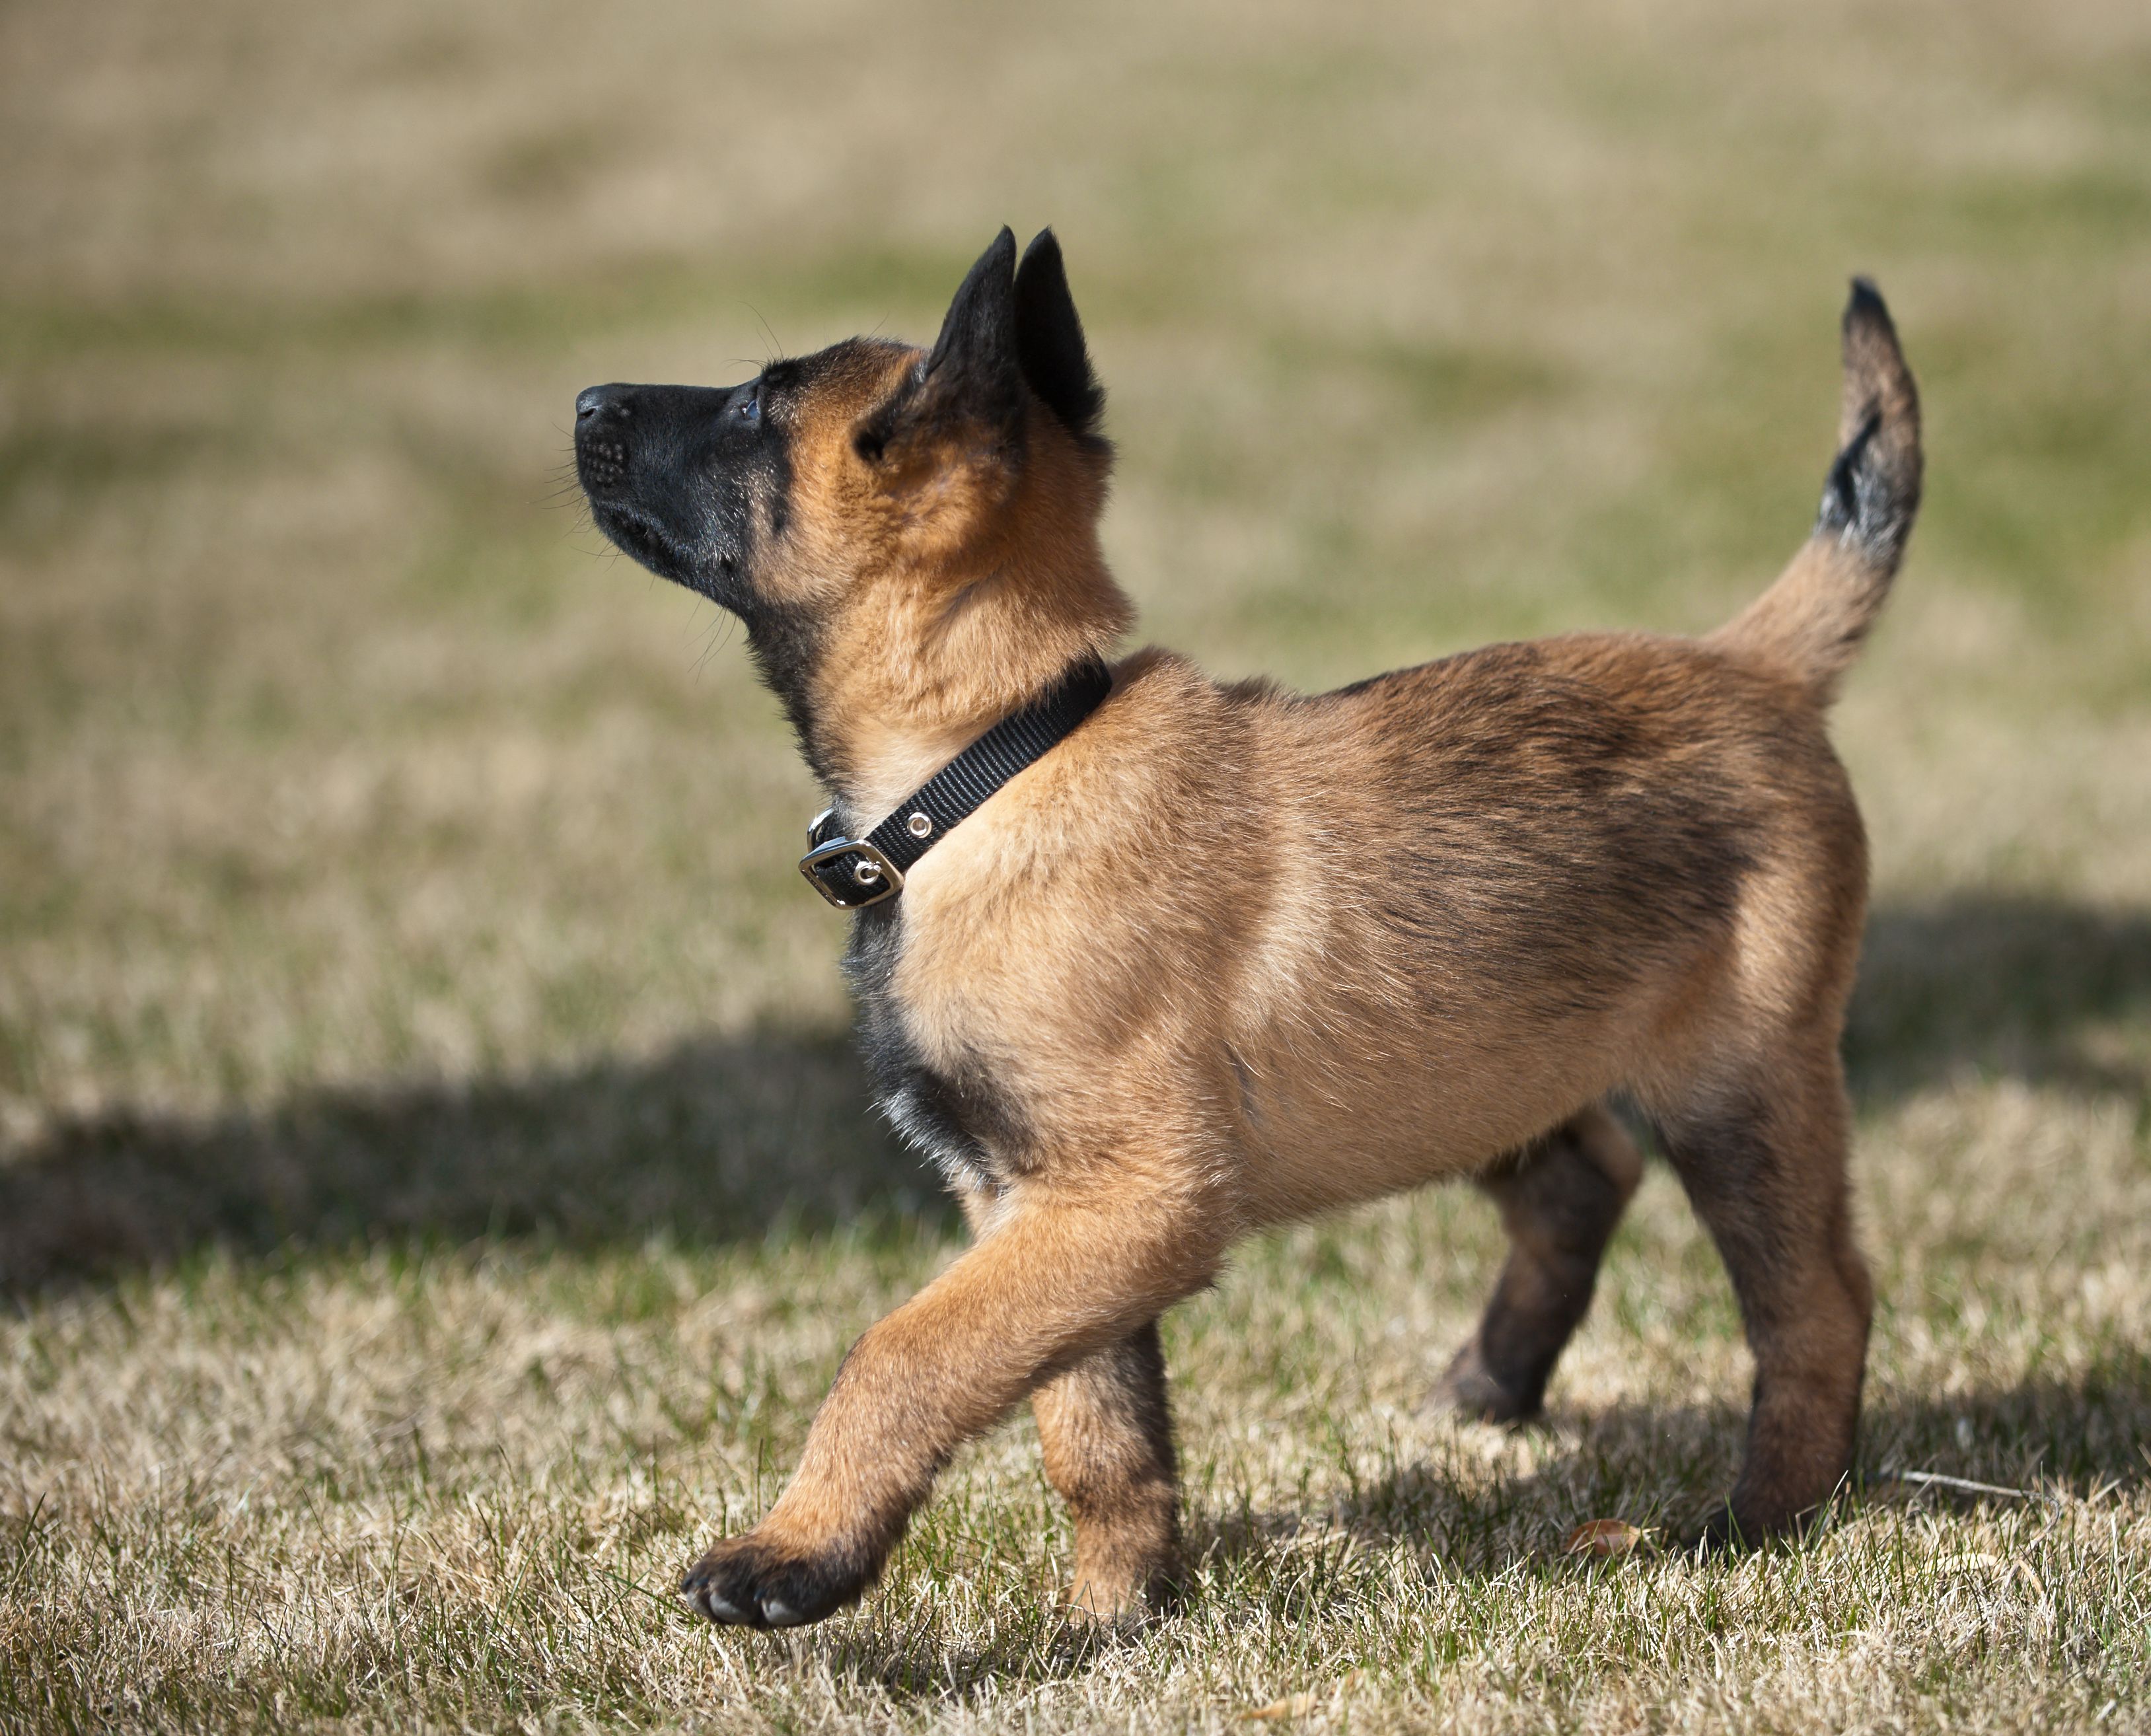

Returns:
1709,279,1922,705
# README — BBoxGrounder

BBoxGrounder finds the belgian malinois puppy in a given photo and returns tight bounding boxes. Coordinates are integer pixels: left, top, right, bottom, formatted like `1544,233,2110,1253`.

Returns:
575,228,1920,1628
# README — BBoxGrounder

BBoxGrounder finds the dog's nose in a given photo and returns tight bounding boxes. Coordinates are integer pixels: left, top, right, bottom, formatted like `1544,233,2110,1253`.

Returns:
576,384,629,424
575,385,634,497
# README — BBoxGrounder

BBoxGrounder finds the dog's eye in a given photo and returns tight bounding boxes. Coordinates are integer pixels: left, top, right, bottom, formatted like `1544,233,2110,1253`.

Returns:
739,384,761,425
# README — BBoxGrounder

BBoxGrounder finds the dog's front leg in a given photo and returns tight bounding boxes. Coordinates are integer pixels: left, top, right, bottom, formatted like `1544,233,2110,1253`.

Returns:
680,1185,1221,1628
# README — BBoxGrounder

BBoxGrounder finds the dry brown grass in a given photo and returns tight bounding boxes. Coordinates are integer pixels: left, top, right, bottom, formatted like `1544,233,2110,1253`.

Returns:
3,0,2149,1729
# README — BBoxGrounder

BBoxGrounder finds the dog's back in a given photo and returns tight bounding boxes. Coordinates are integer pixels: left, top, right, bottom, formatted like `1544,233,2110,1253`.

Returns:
1218,630,1866,1212
894,284,1919,1226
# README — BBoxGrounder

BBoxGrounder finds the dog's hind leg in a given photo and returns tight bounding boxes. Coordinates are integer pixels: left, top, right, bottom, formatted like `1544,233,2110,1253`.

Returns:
1432,1104,1643,1423
1658,1054,1872,1543
1032,1319,1180,1620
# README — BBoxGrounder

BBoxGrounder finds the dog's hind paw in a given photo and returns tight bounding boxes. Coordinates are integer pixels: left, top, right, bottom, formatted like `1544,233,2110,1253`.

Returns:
1426,1339,1543,1425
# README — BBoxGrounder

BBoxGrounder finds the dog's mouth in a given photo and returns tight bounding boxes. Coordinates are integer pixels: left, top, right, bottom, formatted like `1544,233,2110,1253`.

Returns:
589,498,690,579
589,498,747,606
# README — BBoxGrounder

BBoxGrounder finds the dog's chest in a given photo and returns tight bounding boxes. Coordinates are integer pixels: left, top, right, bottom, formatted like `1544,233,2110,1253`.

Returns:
843,910,1031,1192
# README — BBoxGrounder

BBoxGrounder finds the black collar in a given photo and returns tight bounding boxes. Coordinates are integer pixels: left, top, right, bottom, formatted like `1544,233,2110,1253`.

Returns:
798,657,1115,910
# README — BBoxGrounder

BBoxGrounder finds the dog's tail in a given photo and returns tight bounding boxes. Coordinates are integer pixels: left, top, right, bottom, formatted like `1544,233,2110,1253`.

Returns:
1708,279,1922,706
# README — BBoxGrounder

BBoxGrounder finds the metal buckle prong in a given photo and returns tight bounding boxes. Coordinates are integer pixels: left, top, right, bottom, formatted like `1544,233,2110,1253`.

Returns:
797,836,904,909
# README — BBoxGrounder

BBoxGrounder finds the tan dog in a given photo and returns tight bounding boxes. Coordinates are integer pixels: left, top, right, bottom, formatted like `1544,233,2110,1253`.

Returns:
573,228,1921,1627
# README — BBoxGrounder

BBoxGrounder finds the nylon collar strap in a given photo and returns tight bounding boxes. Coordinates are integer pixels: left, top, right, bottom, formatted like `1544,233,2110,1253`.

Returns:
798,657,1114,910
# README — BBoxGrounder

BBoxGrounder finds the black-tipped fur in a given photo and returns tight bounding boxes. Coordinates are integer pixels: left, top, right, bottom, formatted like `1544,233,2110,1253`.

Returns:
853,228,1109,469
1014,229,1109,451
852,229,1029,467
1814,278,1921,568
921,226,1025,443
1710,276,1922,702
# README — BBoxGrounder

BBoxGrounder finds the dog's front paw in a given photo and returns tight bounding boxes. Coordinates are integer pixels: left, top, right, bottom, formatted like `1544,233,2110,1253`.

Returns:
678,1529,877,1629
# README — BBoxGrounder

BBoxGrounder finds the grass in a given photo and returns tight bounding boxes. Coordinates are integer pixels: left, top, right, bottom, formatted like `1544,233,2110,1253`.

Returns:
3,0,2150,1728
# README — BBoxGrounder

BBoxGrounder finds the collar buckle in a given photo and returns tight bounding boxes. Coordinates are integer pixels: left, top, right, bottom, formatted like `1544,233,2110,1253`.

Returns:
798,836,905,909
793,655,1114,914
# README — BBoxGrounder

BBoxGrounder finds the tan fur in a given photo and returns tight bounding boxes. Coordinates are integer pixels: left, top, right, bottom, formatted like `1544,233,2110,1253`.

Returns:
597,255,1922,1626
774,347,1132,815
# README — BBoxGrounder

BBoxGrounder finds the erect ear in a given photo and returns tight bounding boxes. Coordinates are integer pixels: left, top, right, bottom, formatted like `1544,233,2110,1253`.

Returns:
1013,229,1106,447
923,226,1025,432
854,228,1025,468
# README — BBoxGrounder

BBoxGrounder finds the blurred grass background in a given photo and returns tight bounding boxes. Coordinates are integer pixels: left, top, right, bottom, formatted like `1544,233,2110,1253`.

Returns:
5,0,2148,1151
2,1,2148,1729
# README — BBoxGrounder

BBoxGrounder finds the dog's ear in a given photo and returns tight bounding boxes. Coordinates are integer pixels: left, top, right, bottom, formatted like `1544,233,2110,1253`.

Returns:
853,229,1025,469
926,225,1024,428
1013,229,1106,447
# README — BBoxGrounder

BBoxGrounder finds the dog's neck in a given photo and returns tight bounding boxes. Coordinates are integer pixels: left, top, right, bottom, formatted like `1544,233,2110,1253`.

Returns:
809,554,1130,826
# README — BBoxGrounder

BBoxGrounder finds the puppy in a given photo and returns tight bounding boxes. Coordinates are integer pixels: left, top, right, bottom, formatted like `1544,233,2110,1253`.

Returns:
574,228,1920,1627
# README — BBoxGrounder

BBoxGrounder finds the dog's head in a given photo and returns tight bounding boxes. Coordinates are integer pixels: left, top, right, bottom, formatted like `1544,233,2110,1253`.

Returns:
575,228,1130,790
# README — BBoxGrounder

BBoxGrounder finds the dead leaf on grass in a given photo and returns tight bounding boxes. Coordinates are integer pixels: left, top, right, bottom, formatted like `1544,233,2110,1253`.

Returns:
1241,1690,1322,1721
1239,1671,1366,1721
1565,1519,1652,1558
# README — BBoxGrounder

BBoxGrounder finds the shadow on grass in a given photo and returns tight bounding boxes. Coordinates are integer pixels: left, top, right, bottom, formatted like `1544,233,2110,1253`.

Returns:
3,892,2144,1293
1192,1356,2151,1596
1850,893,2151,1102
0,1029,951,1293
719,1359,2151,1706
